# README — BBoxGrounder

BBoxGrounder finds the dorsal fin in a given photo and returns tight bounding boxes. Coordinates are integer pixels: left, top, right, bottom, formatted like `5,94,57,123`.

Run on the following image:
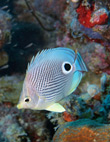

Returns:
27,49,52,72
26,47,76,72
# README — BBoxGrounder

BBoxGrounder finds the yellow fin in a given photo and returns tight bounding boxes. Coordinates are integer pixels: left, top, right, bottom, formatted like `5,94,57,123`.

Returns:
46,103,65,112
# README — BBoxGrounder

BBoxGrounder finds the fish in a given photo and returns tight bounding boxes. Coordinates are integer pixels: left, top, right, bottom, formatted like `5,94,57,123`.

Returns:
17,47,88,112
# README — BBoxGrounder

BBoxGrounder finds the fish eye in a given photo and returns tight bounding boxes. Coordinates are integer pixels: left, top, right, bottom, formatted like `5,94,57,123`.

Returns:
64,63,71,71
24,97,31,103
62,62,73,74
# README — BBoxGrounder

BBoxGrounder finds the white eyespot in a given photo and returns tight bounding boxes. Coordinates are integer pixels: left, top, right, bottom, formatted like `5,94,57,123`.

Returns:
24,97,31,103
62,61,73,74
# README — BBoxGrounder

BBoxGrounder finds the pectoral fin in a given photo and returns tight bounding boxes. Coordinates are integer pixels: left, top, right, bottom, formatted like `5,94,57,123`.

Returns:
68,71,82,95
46,103,66,112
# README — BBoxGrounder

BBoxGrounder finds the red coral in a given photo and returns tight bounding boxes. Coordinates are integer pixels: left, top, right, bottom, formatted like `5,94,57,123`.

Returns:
93,93,101,101
76,3,108,28
63,112,77,122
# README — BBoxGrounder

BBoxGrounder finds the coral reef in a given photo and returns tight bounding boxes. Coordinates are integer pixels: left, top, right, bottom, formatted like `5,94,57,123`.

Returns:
76,3,108,28
53,119,110,142
0,103,50,142
73,42,110,74
0,104,30,142
48,74,110,126
57,0,110,48
0,0,109,141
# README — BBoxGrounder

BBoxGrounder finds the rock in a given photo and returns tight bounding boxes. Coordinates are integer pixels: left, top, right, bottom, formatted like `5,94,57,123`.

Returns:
13,0,67,30
3,22,47,74
0,75,23,104
34,0,67,21
0,9,12,49
0,51,8,66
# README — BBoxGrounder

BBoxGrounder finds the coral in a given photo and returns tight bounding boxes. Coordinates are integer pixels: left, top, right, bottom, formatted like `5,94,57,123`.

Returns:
71,0,80,3
63,111,77,122
100,73,107,92
59,0,109,48
0,104,31,142
62,95,93,120
68,0,110,45
90,8,108,25
0,0,109,141
70,17,84,38
53,119,110,142
94,0,110,11
79,42,110,74
99,94,110,122
48,74,110,128
87,84,100,97
70,17,106,41
0,103,50,142
76,3,109,28
93,93,101,101
18,109,50,142
69,0,81,9
47,112,65,128
102,94,110,110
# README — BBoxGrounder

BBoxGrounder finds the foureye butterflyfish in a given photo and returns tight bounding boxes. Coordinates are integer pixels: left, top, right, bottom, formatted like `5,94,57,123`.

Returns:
17,47,88,112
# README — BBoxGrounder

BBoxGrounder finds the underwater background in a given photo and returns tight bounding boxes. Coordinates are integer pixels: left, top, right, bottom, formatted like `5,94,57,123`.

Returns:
0,0,110,141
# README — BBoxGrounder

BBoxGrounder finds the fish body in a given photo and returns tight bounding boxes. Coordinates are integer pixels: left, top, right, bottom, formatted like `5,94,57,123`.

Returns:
17,47,88,112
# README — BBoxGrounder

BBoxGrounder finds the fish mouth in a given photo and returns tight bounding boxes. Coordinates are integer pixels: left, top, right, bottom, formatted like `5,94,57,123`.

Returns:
17,103,23,109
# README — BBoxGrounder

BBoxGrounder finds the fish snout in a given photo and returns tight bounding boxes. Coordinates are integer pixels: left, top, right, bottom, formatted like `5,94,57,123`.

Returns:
17,103,23,109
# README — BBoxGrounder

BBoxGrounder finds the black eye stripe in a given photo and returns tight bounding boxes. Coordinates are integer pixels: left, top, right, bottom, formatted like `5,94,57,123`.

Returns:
64,63,71,71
